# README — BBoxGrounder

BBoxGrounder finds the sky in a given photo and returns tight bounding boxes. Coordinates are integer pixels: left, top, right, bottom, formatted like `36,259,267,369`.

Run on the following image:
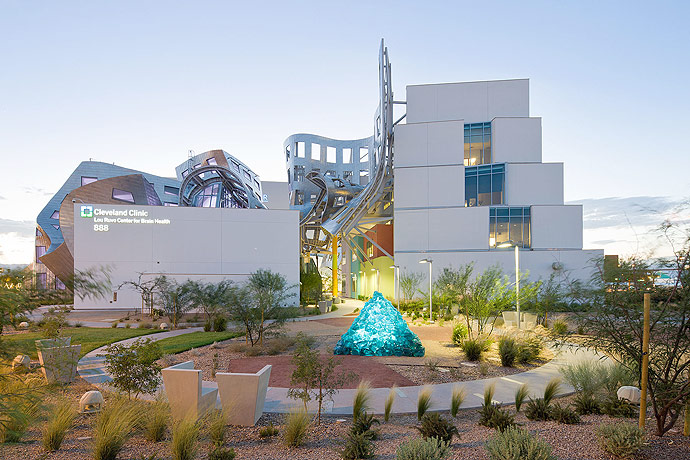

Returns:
1,1,689,264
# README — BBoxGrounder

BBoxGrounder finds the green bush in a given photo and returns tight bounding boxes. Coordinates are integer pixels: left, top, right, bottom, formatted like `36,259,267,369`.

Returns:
140,321,153,329
524,398,551,421
396,437,451,460
171,417,199,460
478,385,516,432
551,320,568,335
515,336,543,364
143,401,169,442
93,397,141,460
485,427,556,460
559,360,603,397
498,337,517,367
514,384,529,413
385,388,396,422
451,323,468,345
596,423,644,458
339,431,375,460
417,387,433,420
461,338,484,361
213,316,227,332
601,395,636,418
207,410,226,447
450,385,465,418
204,321,212,332
259,423,279,438
42,400,76,451
351,412,380,440
549,403,580,424
104,337,163,398
416,413,458,443
283,407,310,447
208,447,236,460
573,393,601,415
353,381,372,421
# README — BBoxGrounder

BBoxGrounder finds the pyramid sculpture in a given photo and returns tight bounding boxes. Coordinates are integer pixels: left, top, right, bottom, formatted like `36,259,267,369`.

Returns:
334,292,425,357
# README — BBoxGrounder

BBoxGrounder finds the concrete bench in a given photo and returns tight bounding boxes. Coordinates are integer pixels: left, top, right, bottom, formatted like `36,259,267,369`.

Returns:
162,361,218,420
502,311,518,328
36,337,81,384
318,300,332,313
216,365,271,426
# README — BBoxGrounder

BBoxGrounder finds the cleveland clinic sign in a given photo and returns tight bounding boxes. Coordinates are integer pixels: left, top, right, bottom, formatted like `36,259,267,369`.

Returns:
80,205,171,232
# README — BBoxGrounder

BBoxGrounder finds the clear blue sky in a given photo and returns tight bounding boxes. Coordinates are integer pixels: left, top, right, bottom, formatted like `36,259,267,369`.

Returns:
1,1,688,263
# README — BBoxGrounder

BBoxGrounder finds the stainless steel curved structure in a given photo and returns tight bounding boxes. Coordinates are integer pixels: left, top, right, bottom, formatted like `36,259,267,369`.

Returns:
179,164,265,209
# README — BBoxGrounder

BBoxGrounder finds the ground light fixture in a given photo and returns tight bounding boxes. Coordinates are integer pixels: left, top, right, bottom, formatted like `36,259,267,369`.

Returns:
497,241,520,329
389,264,400,310
419,258,433,322
370,268,380,292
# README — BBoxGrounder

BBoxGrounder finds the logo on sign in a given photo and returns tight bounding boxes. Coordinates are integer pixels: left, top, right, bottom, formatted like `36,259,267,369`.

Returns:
80,205,93,218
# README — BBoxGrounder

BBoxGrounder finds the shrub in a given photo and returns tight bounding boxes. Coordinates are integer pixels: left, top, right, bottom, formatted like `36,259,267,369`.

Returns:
353,381,372,421
171,417,199,460
485,427,557,460
140,321,153,329
385,387,396,422
550,403,580,424
461,338,483,361
525,379,560,421
417,387,433,420
111,321,118,328
259,423,279,438
93,397,141,460
596,423,644,458
42,400,76,451
450,385,465,418
104,337,163,398
451,323,468,345
208,447,236,460
478,384,517,432
351,412,380,440
213,316,227,332
204,321,212,332
573,393,601,415
551,320,568,335
74,321,84,327
339,431,375,460
417,413,458,443
601,395,636,418
396,437,451,460
125,323,132,329
207,410,226,447
143,401,169,442
498,337,517,367
514,384,529,413
283,407,310,447
515,336,543,364
0,377,41,442
559,360,602,397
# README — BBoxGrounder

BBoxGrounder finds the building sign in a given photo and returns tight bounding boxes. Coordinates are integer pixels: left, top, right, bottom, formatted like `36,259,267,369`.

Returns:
80,205,171,232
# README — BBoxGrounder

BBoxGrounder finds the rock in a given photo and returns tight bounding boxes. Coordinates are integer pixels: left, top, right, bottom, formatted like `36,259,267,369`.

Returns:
12,354,30,371
18,321,29,329
334,292,425,357
79,390,105,413
160,323,169,330
617,385,642,404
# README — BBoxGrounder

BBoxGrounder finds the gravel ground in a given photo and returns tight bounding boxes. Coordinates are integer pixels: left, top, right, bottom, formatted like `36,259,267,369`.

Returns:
2,385,689,460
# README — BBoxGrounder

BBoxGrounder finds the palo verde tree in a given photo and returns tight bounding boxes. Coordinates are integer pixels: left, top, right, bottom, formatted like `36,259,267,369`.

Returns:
400,271,424,302
186,279,234,324
245,269,296,346
577,217,690,436
118,273,166,317
155,276,194,328
104,337,163,398
434,264,473,310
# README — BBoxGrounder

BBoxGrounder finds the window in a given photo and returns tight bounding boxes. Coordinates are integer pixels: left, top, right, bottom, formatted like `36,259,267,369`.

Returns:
294,165,305,182
50,210,60,219
36,273,47,289
36,228,41,237
192,163,201,170
311,143,321,161
359,147,369,163
287,169,291,184
325,170,336,177
310,193,317,204
359,170,369,185
295,191,304,205
367,242,374,258
489,207,530,248
243,170,251,181
465,164,504,207
164,186,179,196
36,245,46,261
327,146,336,163
297,142,305,158
164,202,178,207
112,188,135,203
343,148,352,163
231,161,240,172
182,170,189,178
81,176,98,186
343,170,353,182
254,179,261,190
56,278,66,290
464,122,491,166
285,145,291,161
207,157,217,166
193,183,219,207
335,196,345,206
52,224,59,230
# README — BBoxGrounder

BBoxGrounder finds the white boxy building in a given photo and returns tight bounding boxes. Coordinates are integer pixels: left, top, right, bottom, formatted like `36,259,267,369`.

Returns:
394,79,601,283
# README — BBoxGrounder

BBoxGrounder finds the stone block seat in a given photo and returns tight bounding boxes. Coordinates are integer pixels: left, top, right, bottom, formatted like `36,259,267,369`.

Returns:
216,365,271,426
502,311,518,328
162,361,218,419
36,337,81,384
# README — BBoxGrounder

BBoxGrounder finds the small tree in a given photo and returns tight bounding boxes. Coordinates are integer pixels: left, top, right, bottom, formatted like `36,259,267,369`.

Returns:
287,336,354,424
400,271,424,302
461,265,511,336
246,269,296,346
104,337,162,399
186,280,234,326
434,264,473,310
300,259,322,306
119,273,166,317
155,277,194,328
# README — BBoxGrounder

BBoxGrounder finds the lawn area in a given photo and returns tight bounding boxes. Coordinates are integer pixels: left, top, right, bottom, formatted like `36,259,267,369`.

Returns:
156,331,244,355
3,327,164,359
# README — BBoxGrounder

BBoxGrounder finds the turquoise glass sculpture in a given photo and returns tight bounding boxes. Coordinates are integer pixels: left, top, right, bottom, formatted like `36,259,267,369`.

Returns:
334,291,425,357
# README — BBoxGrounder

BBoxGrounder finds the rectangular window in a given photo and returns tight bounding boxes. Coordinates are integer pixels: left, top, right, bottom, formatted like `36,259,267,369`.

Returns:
359,170,369,185
36,273,47,289
112,188,135,203
343,148,352,163
465,164,504,206
367,242,374,258
295,191,304,205
325,170,336,177
181,170,189,178
359,147,369,163
297,142,305,158
164,186,179,196
311,143,321,161
343,170,353,182
464,122,491,166
489,207,530,248
81,176,98,186
294,165,305,182
326,146,336,163
285,145,291,161
207,157,217,166
231,161,240,172
36,245,46,261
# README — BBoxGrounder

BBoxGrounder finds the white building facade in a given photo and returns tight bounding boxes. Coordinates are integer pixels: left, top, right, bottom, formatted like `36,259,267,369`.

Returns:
394,79,601,284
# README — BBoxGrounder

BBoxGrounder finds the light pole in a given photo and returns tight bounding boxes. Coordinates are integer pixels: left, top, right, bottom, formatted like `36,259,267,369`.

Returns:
359,271,364,297
419,258,433,322
389,264,400,310
370,268,380,292
498,241,520,329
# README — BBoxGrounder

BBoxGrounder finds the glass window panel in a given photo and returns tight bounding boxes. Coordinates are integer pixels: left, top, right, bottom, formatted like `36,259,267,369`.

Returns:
343,148,352,163
492,172,504,205
207,157,217,166
510,207,523,217
164,186,179,196
464,141,470,165
56,278,66,290
477,175,491,206
112,188,135,203
326,146,336,163
465,175,477,207
523,217,531,247
496,217,509,246
311,143,321,160
81,176,98,186
483,144,491,164
36,246,46,258
497,208,509,216
489,217,496,247
52,224,59,230
50,210,60,219
510,220,523,244
37,273,47,289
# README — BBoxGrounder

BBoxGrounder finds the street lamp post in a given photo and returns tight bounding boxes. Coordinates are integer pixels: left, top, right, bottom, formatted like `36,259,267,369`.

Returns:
370,268,380,292
498,241,520,329
389,265,400,310
419,259,433,322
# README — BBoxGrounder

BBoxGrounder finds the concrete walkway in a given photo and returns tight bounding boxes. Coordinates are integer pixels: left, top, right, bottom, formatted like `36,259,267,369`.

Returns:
78,314,602,415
